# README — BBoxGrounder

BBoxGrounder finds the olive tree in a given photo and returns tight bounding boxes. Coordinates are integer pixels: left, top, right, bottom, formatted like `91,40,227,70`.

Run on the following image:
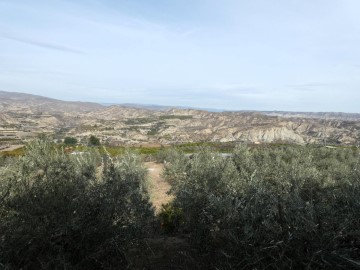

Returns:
0,140,153,269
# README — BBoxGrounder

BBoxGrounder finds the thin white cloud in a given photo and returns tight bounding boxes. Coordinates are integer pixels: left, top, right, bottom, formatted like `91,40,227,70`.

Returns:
0,32,84,54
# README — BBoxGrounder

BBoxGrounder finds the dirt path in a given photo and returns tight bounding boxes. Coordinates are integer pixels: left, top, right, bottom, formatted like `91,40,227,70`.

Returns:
130,163,202,269
0,144,24,152
145,162,173,214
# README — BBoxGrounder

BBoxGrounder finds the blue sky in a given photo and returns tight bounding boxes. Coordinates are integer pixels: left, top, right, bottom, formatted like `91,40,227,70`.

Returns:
0,0,360,112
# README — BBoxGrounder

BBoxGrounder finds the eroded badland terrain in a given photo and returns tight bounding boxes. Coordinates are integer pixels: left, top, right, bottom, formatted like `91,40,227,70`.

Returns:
1,90,359,148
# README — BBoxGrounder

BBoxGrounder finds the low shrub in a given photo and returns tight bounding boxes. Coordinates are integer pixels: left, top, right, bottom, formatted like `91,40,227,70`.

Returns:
159,203,184,233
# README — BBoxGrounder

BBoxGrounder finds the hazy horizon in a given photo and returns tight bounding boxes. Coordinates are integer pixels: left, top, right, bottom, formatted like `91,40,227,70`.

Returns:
1,1,360,113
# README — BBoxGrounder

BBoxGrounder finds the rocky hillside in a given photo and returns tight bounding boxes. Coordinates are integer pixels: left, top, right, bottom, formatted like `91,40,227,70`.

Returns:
0,91,359,146
264,111,360,121
75,108,360,145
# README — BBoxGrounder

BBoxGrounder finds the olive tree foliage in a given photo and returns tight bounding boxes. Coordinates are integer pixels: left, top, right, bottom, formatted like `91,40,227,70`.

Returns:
0,140,153,269
163,145,360,269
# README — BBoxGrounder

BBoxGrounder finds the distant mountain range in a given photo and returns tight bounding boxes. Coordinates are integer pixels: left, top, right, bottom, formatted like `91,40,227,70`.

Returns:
0,90,359,146
101,103,224,112
0,91,104,113
263,111,360,121
1,90,358,119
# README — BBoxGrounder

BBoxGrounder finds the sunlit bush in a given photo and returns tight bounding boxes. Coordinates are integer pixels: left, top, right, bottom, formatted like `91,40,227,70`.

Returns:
164,145,360,269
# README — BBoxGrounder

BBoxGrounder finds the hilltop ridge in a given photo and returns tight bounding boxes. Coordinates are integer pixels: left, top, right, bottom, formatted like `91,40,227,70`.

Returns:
0,91,104,113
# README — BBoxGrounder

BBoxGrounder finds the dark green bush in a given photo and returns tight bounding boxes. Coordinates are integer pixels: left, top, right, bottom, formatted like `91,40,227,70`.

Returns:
88,135,100,146
64,136,78,145
0,140,153,269
159,203,184,233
